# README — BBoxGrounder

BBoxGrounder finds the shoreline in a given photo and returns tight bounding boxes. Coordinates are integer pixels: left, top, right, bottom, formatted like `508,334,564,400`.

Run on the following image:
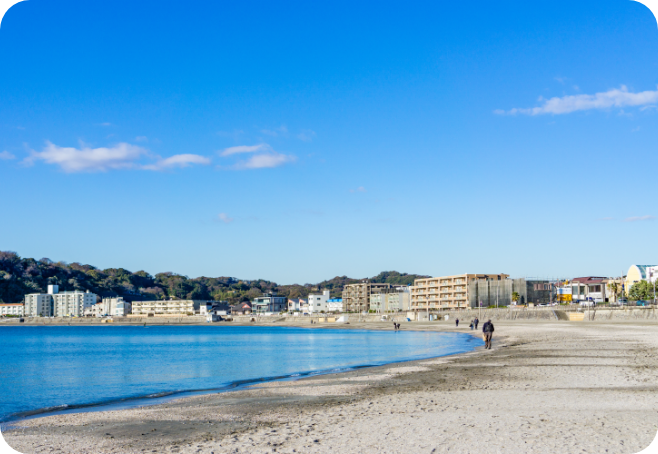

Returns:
0,325,483,425
4,320,658,454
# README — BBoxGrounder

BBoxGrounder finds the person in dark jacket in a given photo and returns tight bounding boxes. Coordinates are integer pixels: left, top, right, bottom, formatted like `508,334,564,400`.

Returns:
474,318,479,330
455,318,459,327
482,319,494,349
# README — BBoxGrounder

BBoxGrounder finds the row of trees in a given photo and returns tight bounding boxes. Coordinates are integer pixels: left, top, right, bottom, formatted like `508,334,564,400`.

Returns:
0,251,428,305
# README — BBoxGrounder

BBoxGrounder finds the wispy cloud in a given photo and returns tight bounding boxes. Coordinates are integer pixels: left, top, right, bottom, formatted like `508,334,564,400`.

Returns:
596,217,614,221
217,213,234,224
97,122,113,127
495,85,658,115
0,151,16,160
260,125,288,137
217,129,244,141
297,129,316,142
349,186,367,193
135,136,148,142
142,154,211,171
220,143,271,157
24,142,210,173
623,215,655,222
233,152,296,169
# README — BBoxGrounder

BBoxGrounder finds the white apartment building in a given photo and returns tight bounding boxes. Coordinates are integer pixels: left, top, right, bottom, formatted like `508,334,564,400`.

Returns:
24,285,97,317
131,299,201,316
0,303,24,316
102,297,132,316
307,290,331,314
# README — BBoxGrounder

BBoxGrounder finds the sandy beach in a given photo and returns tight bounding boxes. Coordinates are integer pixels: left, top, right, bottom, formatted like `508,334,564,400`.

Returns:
3,320,658,454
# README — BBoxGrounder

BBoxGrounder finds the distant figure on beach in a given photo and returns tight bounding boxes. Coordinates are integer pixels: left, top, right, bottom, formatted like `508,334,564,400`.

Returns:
469,320,474,330
455,318,459,327
474,318,479,329
482,319,494,349
393,321,397,330
396,323,400,330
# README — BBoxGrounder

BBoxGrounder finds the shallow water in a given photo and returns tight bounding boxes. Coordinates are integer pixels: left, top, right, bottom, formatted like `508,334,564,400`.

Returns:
0,325,481,422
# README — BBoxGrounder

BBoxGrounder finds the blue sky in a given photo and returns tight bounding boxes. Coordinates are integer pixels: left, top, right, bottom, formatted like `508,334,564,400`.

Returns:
1,0,657,283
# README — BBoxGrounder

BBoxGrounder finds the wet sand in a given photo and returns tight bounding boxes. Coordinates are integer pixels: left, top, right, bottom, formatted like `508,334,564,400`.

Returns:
3,320,658,454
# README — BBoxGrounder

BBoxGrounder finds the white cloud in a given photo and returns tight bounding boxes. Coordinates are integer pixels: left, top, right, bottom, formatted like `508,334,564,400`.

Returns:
24,142,147,172
220,143,271,157
97,122,113,127
349,186,367,193
623,215,655,222
217,213,234,224
496,86,658,115
135,136,148,142
24,142,210,172
0,151,16,160
233,152,296,170
142,154,211,171
297,129,316,142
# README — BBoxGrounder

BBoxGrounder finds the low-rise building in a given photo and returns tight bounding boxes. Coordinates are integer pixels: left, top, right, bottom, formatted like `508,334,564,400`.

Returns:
230,302,252,315
307,290,331,314
342,282,391,313
326,298,343,313
252,293,287,314
626,265,658,292
569,277,608,303
288,298,304,312
200,301,231,316
102,297,132,316
0,303,24,317
131,299,202,316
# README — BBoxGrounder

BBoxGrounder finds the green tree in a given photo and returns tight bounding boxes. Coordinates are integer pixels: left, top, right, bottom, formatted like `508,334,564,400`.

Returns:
512,292,520,303
628,281,655,301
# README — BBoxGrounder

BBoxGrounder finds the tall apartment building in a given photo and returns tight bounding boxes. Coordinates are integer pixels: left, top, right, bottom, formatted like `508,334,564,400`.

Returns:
410,274,509,311
24,285,97,317
102,297,132,316
342,282,391,312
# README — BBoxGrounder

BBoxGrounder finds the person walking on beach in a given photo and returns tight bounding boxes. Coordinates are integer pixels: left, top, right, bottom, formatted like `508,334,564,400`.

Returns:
393,321,397,331
469,320,474,330
455,318,459,327
482,319,494,349
474,318,479,330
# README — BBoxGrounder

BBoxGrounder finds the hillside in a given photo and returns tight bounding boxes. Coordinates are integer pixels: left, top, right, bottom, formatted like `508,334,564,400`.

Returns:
0,251,428,305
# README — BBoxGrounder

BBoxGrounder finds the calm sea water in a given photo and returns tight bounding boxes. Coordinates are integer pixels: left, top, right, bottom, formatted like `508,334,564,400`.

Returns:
0,325,481,422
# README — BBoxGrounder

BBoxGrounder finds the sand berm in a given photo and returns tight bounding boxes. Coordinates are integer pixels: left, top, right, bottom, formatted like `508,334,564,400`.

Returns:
4,320,658,454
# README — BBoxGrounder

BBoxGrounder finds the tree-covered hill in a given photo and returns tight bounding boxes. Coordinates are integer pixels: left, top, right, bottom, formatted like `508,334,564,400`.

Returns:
0,251,429,304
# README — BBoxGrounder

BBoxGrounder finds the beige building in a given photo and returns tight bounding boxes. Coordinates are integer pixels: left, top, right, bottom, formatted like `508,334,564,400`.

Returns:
0,303,24,317
131,299,202,316
411,274,509,311
342,282,391,312
369,287,411,313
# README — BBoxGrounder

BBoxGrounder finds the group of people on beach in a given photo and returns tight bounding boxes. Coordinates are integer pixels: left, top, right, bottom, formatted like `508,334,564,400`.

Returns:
454,317,495,349
392,322,401,330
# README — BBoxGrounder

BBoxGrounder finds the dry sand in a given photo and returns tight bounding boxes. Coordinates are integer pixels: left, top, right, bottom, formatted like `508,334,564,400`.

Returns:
3,320,658,454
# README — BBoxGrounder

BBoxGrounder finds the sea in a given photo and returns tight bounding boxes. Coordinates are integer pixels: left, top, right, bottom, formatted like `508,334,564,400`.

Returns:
0,325,482,423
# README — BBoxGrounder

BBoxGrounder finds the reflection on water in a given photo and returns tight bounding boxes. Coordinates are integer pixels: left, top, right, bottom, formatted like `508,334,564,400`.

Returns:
0,325,481,421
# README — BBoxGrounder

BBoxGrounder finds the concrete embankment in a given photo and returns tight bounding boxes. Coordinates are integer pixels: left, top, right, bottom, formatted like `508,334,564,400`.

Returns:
1,306,655,326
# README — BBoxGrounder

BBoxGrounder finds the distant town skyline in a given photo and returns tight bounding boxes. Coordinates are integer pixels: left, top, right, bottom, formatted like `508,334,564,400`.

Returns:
1,1,657,284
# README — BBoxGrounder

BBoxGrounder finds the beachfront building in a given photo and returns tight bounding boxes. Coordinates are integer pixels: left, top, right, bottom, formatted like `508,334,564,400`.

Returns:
410,274,509,311
625,265,658,292
288,298,303,312
342,282,391,313
307,290,331,314
0,303,24,316
101,297,132,316
569,277,609,303
200,301,230,316
131,299,202,316
326,298,343,312
24,285,98,317
231,302,252,315
251,293,287,314
369,287,411,313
